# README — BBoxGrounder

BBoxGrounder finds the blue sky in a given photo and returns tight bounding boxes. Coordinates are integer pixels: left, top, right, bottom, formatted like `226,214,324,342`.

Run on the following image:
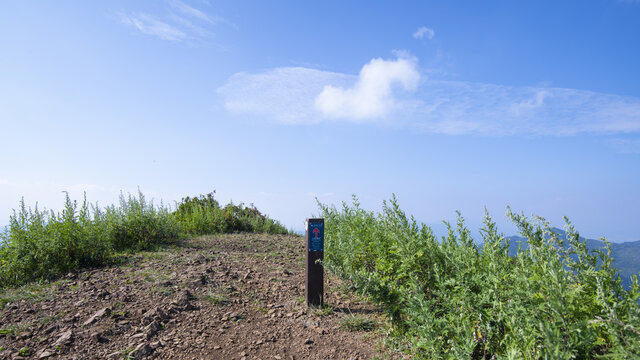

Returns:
1,0,639,241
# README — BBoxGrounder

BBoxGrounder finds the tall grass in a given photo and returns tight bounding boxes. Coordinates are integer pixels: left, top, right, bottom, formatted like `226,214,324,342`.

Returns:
0,190,289,288
173,192,289,235
0,191,180,287
318,195,640,359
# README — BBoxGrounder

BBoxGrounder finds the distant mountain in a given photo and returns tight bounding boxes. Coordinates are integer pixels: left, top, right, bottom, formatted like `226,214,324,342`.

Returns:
505,228,640,289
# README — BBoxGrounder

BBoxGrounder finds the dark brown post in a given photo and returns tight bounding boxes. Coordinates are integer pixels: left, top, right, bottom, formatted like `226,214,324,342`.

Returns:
305,218,324,307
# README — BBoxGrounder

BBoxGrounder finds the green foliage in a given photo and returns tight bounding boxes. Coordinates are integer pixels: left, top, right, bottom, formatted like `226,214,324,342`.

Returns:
0,191,180,287
340,313,377,332
318,195,640,359
202,290,230,306
0,190,289,289
172,191,289,235
104,192,180,251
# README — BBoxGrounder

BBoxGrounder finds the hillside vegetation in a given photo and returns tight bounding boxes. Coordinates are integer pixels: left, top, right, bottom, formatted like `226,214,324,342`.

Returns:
318,195,640,359
0,191,288,287
506,229,640,289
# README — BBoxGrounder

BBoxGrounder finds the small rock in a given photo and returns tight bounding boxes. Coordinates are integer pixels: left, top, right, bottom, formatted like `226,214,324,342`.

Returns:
304,338,314,345
171,290,197,311
83,308,112,326
36,349,53,359
145,307,169,321
130,343,154,359
91,331,109,343
141,316,154,325
54,330,73,347
145,321,161,339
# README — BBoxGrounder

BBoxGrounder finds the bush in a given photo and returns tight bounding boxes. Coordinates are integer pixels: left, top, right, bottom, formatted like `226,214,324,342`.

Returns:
0,191,180,287
104,192,180,251
173,192,289,235
0,190,290,288
318,195,640,359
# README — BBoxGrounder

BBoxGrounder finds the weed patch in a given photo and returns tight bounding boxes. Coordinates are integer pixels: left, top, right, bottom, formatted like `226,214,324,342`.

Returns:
0,190,290,289
340,314,377,332
173,192,289,235
319,195,640,358
0,191,179,287
311,305,334,317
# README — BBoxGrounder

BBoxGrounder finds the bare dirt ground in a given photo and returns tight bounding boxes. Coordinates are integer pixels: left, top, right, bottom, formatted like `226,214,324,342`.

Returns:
0,234,404,359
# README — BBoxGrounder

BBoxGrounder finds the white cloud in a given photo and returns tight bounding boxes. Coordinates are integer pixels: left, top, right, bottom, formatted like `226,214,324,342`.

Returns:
218,67,352,124
218,56,640,136
413,26,435,40
118,0,234,43
120,13,187,42
168,0,212,22
413,81,640,135
314,57,420,120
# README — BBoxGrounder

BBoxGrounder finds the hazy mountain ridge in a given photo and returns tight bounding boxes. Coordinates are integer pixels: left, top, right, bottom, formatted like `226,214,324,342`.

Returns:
505,228,640,288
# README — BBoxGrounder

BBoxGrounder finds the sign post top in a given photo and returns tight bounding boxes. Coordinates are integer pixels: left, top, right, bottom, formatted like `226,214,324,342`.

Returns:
307,219,324,252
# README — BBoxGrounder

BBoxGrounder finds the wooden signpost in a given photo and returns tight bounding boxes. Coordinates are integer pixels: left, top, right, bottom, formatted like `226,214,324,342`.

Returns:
305,218,324,307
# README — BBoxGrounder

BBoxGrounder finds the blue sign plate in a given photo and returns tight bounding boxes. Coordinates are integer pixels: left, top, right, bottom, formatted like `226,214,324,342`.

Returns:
308,221,324,252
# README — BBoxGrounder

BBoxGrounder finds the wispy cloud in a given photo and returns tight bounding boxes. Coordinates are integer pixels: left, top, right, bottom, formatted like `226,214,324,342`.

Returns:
168,0,211,22
168,0,238,29
218,67,352,124
120,13,187,42
217,54,640,136
118,0,234,43
413,26,435,40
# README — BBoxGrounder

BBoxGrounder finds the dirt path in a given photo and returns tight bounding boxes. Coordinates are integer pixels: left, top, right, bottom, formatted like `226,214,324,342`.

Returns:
0,234,402,359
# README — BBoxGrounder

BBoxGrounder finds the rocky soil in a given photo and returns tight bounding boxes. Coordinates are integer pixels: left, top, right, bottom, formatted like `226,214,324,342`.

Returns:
0,234,403,359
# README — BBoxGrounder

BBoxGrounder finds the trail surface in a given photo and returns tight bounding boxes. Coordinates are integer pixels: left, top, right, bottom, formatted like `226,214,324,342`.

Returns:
1,234,400,359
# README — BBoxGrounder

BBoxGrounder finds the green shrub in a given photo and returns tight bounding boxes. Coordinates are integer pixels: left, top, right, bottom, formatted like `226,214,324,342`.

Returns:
104,191,180,251
0,190,289,288
0,191,180,287
173,192,289,235
318,195,640,359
